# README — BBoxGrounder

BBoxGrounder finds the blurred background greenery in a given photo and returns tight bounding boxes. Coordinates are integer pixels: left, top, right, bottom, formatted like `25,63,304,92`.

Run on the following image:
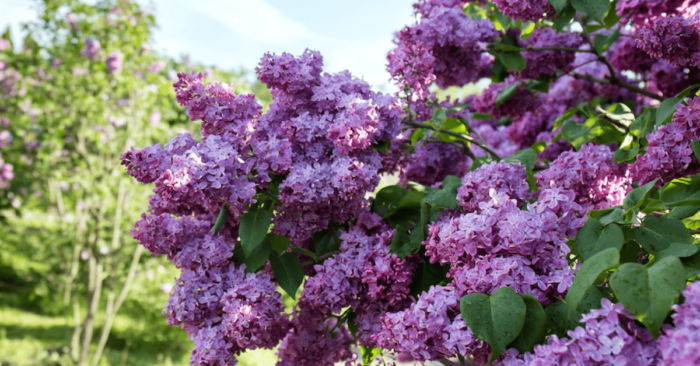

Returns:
0,0,277,364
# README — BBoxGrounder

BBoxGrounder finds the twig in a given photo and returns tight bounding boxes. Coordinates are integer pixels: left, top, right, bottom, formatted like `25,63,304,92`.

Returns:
571,72,664,101
301,250,341,267
525,46,595,53
403,120,502,160
690,229,700,235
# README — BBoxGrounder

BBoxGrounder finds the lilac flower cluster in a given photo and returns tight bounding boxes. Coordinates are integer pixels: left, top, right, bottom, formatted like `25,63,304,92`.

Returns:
657,281,700,365
491,0,554,22
631,96,700,184
165,264,289,365
373,285,490,363
456,161,531,212
616,0,700,26
80,39,101,59
502,299,660,365
399,141,471,187
637,15,700,68
535,144,631,210
106,50,123,72
519,29,582,80
474,80,540,119
608,35,656,73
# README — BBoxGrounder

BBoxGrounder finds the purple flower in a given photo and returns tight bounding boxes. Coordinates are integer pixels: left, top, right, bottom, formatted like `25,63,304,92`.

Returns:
80,39,101,59
106,50,123,72
637,15,700,68
492,0,554,22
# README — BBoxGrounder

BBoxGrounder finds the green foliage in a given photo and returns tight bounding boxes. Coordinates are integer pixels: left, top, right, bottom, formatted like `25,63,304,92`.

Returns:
565,248,619,314
269,251,304,299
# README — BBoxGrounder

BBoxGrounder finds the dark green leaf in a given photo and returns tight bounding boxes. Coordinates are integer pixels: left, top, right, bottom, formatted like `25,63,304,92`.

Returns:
471,156,491,171
410,261,449,297
656,97,680,125
289,246,317,261
592,119,625,146
561,118,603,150
610,256,687,338
576,286,606,314
495,82,520,107
654,242,699,261
629,109,654,137
390,225,422,258
460,287,527,363
660,175,700,207
243,238,272,273
623,178,660,211
571,0,611,22
508,294,548,354
602,0,621,28
549,0,568,13
593,28,619,54
526,78,551,93
589,207,626,226
553,107,580,130
641,200,667,214
554,4,576,31
210,204,229,234
269,251,304,299
632,216,693,255
681,252,700,279
312,230,338,257
575,219,624,262
693,141,700,161
373,140,391,154
267,233,290,254
565,248,619,314
545,302,582,338
619,242,642,263
240,208,272,257
504,148,537,171
472,113,495,120
613,139,639,163
372,185,409,218
667,206,700,220
424,175,462,209
674,83,700,99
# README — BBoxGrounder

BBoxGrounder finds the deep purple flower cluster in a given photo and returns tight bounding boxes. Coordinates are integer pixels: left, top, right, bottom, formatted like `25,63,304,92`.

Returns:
399,141,471,187
616,0,700,26
536,144,631,210
609,35,656,73
456,161,531,212
474,80,540,120
502,299,660,365
657,281,700,365
519,29,582,80
637,15,700,68
631,96,700,184
491,0,554,22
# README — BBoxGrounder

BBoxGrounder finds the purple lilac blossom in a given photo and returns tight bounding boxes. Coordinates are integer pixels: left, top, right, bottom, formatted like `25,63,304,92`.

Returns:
106,50,123,72
616,0,700,26
80,39,101,59
657,281,700,365
456,161,531,212
399,142,471,187
535,144,631,210
515,299,661,365
519,28,583,80
491,0,554,22
474,80,540,120
609,35,656,73
631,96,700,184
637,15,700,68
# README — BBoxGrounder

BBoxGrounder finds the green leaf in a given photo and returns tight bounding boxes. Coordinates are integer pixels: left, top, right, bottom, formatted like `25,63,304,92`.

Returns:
312,230,338,257
553,107,580,130
460,287,527,363
554,4,576,31
571,0,611,22
390,225,422,258
243,237,272,273
508,294,548,354
472,113,495,120
599,103,634,125
267,233,290,254
656,97,680,125
667,206,700,220
576,286,607,314
289,246,317,262
496,51,527,72
620,242,643,263
372,185,409,218
269,251,304,299
654,242,699,261
593,28,619,54
610,256,687,338
632,216,693,255
660,175,700,207
361,345,382,365
623,178,660,211
641,199,667,214
504,148,537,171
561,118,603,150
602,0,621,28
681,252,700,279
410,128,425,145
589,207,626,226
373,139,391,154
439,117,469,142
693,141,700,161
409,260,449,297
520,21,537,39
674,83,700,99
240,208,272,257
210,204,229,234
495,82,520,107
613,136,639,163
575,219,624,262
525,78,552,93
565,248,620,314
545,302,582,338
424,175,462,209
549,0,568,13
629,109,654,138
432,107,447,126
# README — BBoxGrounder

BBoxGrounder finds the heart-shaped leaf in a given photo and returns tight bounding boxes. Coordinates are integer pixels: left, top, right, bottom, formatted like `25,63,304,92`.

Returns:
240,208,271,257
460,287,526,363
565,248,619,314
269,251,304,299
632,216,693,255
623,179,659,211
508,294,548,354
610,256,686,338
661,174,700,207
575,219,624,262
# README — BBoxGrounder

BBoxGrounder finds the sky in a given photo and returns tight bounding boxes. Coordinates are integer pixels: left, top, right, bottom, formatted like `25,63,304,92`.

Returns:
0,0,417,92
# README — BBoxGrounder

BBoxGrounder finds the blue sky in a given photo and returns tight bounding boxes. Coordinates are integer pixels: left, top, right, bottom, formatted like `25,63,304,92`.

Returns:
0,0,416,91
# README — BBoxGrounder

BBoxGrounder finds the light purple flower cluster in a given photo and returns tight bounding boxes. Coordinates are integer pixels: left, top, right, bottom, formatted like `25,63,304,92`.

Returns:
165,264,289,365
373,285,490,363
631,96,700,184
399,142,471,187
637,15,700,68
519,28,582,80
456,161,531,212
491,0,554,22
474,80,540,119
106,50,123,72
657,281,700,365
535,144,631,210
616,0,700,26
503,299,660,365
80,39,101,59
